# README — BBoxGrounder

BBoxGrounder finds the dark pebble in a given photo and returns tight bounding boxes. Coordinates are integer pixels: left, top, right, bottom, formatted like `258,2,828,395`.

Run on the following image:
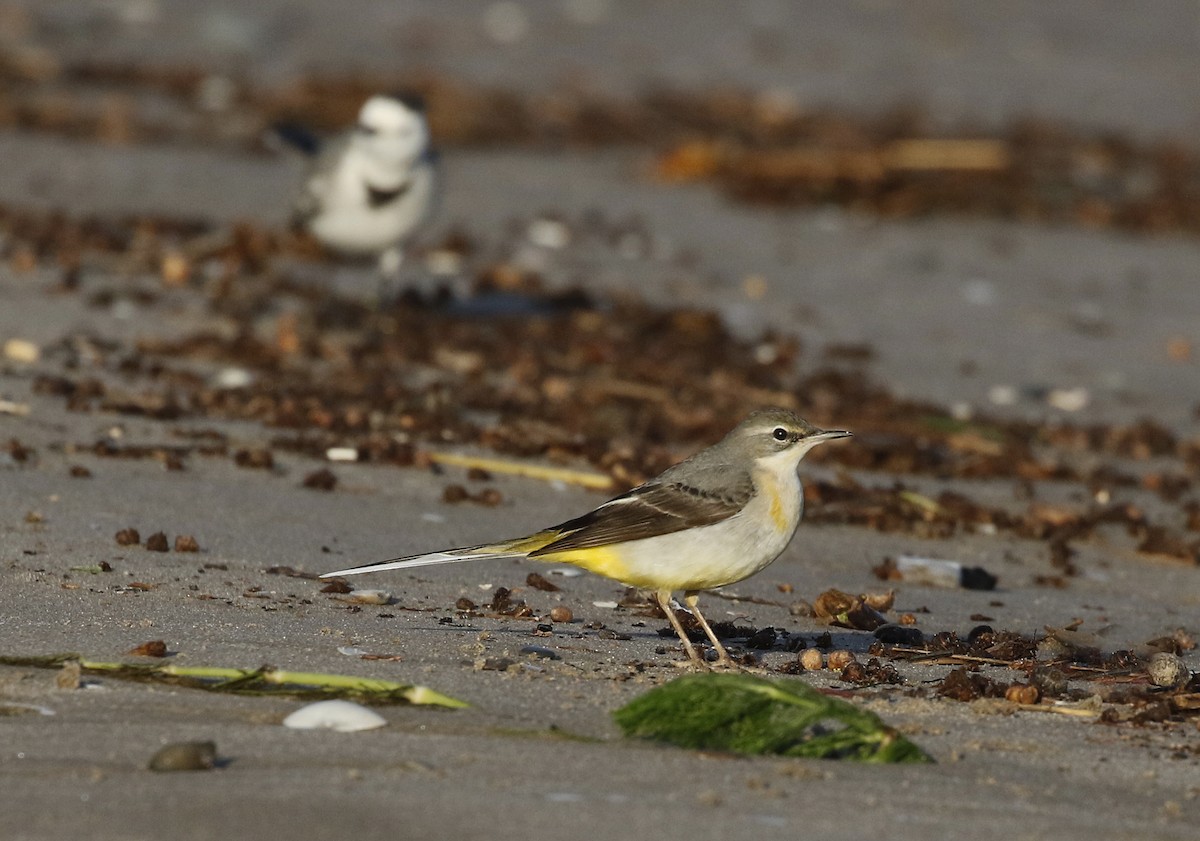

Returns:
874,624,925,645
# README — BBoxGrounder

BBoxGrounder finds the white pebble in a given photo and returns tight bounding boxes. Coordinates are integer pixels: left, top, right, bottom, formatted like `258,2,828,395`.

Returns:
548,568,583,577
592,600,619,609
213,367,254,389
282,700,387,732
1046,387,1090,412
0,400,31,416
527,217,570,249
325,447,359,462
3,338,39,363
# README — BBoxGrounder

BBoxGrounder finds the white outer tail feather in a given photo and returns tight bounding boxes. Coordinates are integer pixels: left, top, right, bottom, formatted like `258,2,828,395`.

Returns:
320,550,522,578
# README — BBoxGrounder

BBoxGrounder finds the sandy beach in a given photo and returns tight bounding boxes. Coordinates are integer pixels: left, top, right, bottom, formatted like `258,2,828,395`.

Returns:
1,4,1198,839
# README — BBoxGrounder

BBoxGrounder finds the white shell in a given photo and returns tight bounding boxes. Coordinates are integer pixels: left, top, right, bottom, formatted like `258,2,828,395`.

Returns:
346,589,392,605
282,700,387,732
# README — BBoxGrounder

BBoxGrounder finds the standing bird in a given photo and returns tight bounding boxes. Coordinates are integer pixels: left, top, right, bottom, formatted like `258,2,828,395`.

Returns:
322,408,850,668
284,93,437,298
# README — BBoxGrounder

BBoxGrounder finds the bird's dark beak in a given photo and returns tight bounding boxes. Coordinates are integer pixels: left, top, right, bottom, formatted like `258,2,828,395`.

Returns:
812,429,852,442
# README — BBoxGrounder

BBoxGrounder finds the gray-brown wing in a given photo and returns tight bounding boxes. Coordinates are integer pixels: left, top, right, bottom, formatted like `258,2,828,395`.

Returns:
529,474,754,556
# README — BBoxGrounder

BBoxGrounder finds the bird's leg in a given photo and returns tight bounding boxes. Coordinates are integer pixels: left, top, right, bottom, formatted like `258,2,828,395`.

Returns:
375,247,404,306
684,591,736,668
656,590,706,669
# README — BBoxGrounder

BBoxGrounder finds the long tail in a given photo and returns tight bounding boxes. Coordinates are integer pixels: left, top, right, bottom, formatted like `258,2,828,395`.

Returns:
320,548,526,578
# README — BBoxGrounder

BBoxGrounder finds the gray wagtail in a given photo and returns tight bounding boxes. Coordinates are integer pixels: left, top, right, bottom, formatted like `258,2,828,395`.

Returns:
322,408,850,667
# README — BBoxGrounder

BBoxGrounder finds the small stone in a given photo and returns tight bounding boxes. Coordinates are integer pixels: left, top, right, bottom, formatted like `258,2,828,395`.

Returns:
455,597,477,611
1147,652,1189,688
144,532,169,552
115,528,141,546
1005,683,1040,705
174,535,200,553
798,649,824,671
148,741,217,772
475,488,503,507
826,650,856,671
69,465,92,478
520,645,561,660
549,606,573,623
442,484,469,504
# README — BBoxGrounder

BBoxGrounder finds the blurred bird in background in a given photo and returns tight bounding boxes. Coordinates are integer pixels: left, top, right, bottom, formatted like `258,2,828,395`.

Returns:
276,93,438,300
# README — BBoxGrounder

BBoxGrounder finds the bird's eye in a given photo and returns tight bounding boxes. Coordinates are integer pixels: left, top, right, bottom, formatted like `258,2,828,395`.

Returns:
772,427,789,442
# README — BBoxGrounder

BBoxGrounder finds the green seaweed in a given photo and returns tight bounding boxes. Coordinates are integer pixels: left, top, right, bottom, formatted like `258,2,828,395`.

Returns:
615,673,930,763
0,654,467,708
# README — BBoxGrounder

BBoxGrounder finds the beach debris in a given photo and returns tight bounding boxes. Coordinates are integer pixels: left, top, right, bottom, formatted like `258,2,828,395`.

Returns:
549,606,573,623
426,450,613,490
174,534,200,552
1147,652,1189,689
283,700,387,732
128,640,168,657
525,572,560,592
145,531,169,552
878,556,998,590
0,655,467,708
0,399,31,416
234,448,274,470
811,588,890,630
303,468,338,490
615,673,930,763
115,528,141,546
148,741,218,772
343,589,393,606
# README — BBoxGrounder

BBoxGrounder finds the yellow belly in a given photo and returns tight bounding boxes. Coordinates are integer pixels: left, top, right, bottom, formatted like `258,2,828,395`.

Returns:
535,545,634,583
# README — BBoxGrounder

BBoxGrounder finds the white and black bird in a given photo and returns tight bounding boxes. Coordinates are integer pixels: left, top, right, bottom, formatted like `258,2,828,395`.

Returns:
280,93,437,295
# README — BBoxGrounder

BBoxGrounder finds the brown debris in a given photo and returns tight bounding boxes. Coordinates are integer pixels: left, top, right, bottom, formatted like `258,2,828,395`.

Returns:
811,588,889,630
115,528,141,546
174,535,200,552
128,640,168,657
234,448,274,470
144,532,169,552
302,468,338,491
525,572,560,592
